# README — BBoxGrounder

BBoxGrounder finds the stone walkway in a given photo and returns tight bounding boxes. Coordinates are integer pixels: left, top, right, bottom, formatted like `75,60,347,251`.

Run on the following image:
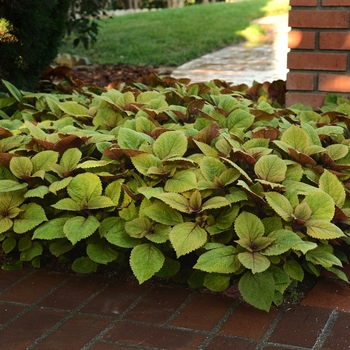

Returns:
1,265,350,349
172,14,289,85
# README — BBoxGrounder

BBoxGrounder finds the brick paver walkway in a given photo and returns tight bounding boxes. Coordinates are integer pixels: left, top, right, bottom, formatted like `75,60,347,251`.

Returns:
1,264,350,350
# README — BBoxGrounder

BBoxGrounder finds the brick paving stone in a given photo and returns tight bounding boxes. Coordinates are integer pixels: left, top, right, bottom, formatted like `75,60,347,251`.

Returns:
268,305,331,348
89,342,134,350
0,303,25,325
34,314,112,350
218,303,279,340
0,270,69,304
0,308,66,350
104,321,206,349
0,269,33,293
38,275,108,310
301,278,350,312
263,346,294,350
123,285,192,324
170,292,233,332
206,336,258,350
81,279,150,316
321,312,350,350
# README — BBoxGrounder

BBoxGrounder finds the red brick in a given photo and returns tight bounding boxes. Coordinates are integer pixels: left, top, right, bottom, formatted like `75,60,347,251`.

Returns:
0,303,25,325
290,0,317,5
80,279,150,316
38,275,108,310
90,343,132,350
171,292,233,331
286,72,315,91
124,285,192,324
322,0,350,5
0,271,69,304
320,32,350,50
289,10,349,29
319,74,350,92
34,314,112,350
104,322,206,349
219,303,279,340
322,312,350,349
268,305,331,348
206,336,257,350
301,278,350,312
287,52,347,71
285,92,327,110
0,308,66,349
288,30,316,49
0,268,32,292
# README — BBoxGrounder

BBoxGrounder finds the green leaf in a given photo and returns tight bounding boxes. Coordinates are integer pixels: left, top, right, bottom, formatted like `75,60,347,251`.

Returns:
58,101,88,116
104,180,123,204
125,217,152,238
72,257,98,273
60,148,82,172
165,170,197,193
269,266,291,294
13,203,47,234
203,273,231,292
2,80,24,103
254,155,287,182
64,215,100,245
155,193,190,214
283,260,304,282
234,212,264,240
24,186,49,199
306,245,343,268
239,271,275,312
153,131,187,160
304,191,335,222
238,251,271,274
305,220,345,239
324,266,349,282
281,125,310,152
318,169,346,208
0,217,13,234
87,242,118,264
118,127,153,150
146,224,170,244
264,192,293,222
20,241,43,261
263,229,304,256
169,222,207,257
49,177,73,195
31,151,59,172
2,237,16,253
143,201,183,226
226,109,254,131
52,198,81,211
100,217,139,248
200,157,227,182
156,257,180,278
87,196,116,209
130,243,165,283
33,218,68,240
49,239,74,257
10,157,33,179
326,144,348,160
131,154,162,176
194,245,240,273
200,196,231,212
67,173,102,202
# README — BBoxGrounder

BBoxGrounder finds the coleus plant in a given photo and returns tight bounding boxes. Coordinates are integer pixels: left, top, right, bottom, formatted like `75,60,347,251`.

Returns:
0,78,350,312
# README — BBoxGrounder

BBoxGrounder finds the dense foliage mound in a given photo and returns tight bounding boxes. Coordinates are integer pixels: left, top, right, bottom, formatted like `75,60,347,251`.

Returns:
0,76,350,311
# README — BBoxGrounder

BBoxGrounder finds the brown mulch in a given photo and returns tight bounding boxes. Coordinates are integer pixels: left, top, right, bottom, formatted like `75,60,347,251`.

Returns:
69,63,174,88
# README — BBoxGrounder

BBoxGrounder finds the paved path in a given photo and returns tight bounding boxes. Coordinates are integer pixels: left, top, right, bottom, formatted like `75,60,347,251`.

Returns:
172,14,289,85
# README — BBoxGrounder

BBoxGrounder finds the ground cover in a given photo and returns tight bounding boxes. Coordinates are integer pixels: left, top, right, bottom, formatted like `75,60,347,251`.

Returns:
1,75,350,312
59,0,289,67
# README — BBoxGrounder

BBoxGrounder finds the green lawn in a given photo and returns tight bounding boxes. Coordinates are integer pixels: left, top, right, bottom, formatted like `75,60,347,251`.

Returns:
59,0,289,66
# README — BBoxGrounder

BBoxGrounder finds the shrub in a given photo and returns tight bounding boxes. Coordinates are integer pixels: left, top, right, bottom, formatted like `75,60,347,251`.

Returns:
0,0,71,91
0,77,349,312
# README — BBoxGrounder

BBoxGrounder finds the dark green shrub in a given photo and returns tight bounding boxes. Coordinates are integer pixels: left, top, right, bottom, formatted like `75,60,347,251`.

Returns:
0,0,71,91
0,77,350,312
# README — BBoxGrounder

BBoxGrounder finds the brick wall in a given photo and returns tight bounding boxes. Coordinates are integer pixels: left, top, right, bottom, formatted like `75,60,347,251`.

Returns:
286,0,350,109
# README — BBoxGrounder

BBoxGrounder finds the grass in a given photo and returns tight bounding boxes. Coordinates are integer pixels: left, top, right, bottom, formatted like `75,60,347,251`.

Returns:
59,0,289,67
